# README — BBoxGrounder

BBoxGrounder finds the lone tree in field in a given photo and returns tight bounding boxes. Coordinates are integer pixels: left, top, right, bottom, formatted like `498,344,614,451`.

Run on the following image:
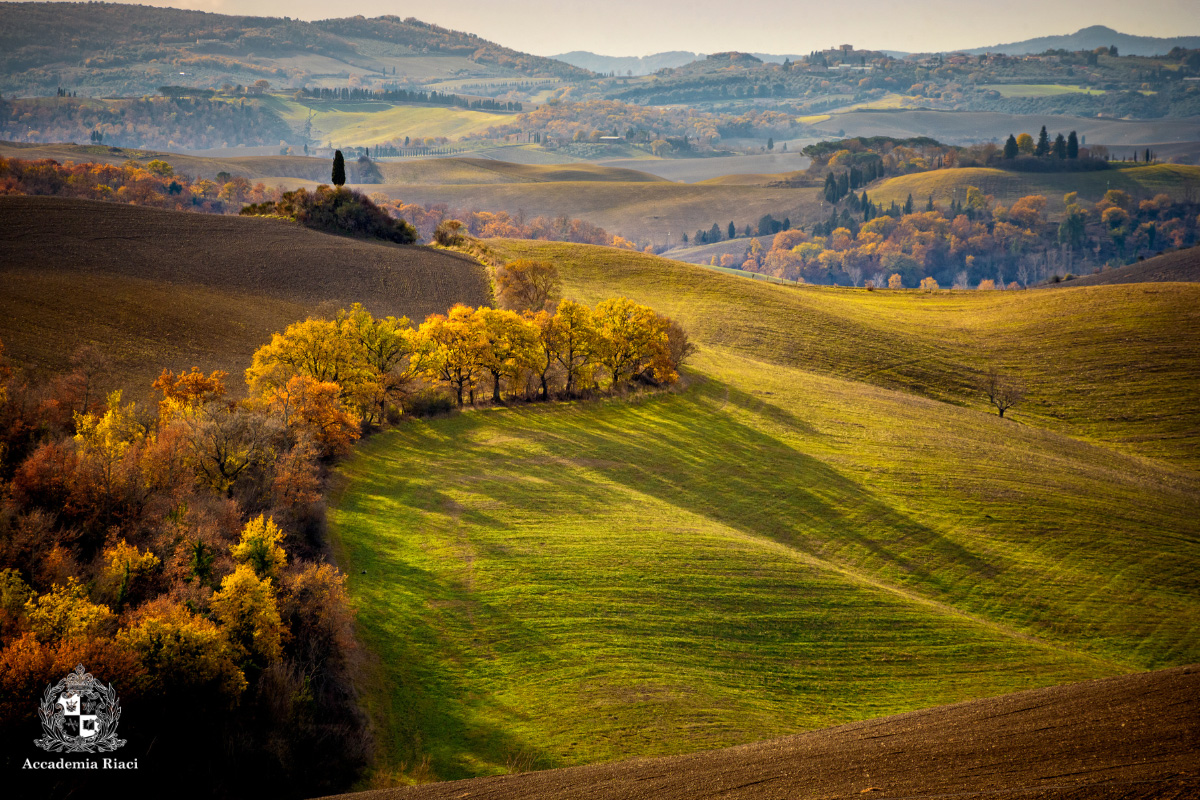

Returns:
332,150,346,186
433,219,466,246
982,369,1026,418
495,259,562,312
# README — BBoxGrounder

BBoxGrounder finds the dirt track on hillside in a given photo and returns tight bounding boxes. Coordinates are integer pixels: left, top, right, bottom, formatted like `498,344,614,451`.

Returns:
323,665,1199,800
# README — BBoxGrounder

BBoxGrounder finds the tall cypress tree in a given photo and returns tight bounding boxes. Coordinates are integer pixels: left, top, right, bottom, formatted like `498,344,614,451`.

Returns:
1003,134,1019,159
1054,133,1067,159
1035,126,1050,157
1066,130,1079,159
728,221,737,240
332,150,346,186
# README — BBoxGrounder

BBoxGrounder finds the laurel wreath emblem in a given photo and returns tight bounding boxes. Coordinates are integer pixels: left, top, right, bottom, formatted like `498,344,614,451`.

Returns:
34,665,126,753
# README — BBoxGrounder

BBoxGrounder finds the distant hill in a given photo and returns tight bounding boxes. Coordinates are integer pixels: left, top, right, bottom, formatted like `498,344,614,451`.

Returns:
961,25,1200,56
551,50,821,76
551,51,702,76
0,2,591,96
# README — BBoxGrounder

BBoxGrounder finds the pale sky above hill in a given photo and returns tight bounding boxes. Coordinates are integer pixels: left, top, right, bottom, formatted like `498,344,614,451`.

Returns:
51,0,1200,56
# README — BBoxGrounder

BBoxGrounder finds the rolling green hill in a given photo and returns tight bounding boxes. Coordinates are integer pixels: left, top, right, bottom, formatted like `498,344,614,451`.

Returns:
869,163,1200,209
262,97,509,147
328,240,1200,782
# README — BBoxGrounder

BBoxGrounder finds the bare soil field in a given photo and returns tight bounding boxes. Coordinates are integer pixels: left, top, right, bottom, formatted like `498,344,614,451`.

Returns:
324,664,1200,800
0,196,489,389
1057,246,1200,287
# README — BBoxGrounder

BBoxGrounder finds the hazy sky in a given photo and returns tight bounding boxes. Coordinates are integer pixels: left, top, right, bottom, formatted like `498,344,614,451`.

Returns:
61,0,1200,56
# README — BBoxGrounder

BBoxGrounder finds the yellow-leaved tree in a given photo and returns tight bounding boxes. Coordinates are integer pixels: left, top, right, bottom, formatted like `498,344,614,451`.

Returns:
477,307,539,402
210,564,285,669
593,298,672,388
230,515,288,579
98,540,161,610
25,578,115,644
418,304,488,407
117,598,247,700
549,300,597,395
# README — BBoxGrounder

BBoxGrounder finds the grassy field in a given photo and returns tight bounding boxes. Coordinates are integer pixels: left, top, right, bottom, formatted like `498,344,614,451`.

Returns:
869,163,1200,209
262,96,508,146
328,240,1200,783
980,84,1106,97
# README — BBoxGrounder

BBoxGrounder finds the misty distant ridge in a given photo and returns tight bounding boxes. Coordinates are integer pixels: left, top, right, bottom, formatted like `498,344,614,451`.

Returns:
551,51,702,75
963,25,1200,56
555,26,1200,76
553,51,820,75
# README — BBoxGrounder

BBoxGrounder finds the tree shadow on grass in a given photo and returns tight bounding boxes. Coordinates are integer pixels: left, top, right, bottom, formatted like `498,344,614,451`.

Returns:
509,380,1002,590
337,381,1011,780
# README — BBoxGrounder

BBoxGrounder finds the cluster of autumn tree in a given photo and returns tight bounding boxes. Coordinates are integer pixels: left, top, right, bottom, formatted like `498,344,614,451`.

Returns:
250,284,690,414
377,198,628,248
722,188,1199,287
0,343,368,796
241,186,418,244
0,96,292,151
0,156,273,212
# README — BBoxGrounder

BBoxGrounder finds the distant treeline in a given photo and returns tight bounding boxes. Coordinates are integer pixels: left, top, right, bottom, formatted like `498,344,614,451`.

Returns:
0,95,292,150
300,86,522,112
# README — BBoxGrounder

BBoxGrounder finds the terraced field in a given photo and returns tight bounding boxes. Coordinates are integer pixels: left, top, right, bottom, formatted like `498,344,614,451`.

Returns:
329,240,1200,783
